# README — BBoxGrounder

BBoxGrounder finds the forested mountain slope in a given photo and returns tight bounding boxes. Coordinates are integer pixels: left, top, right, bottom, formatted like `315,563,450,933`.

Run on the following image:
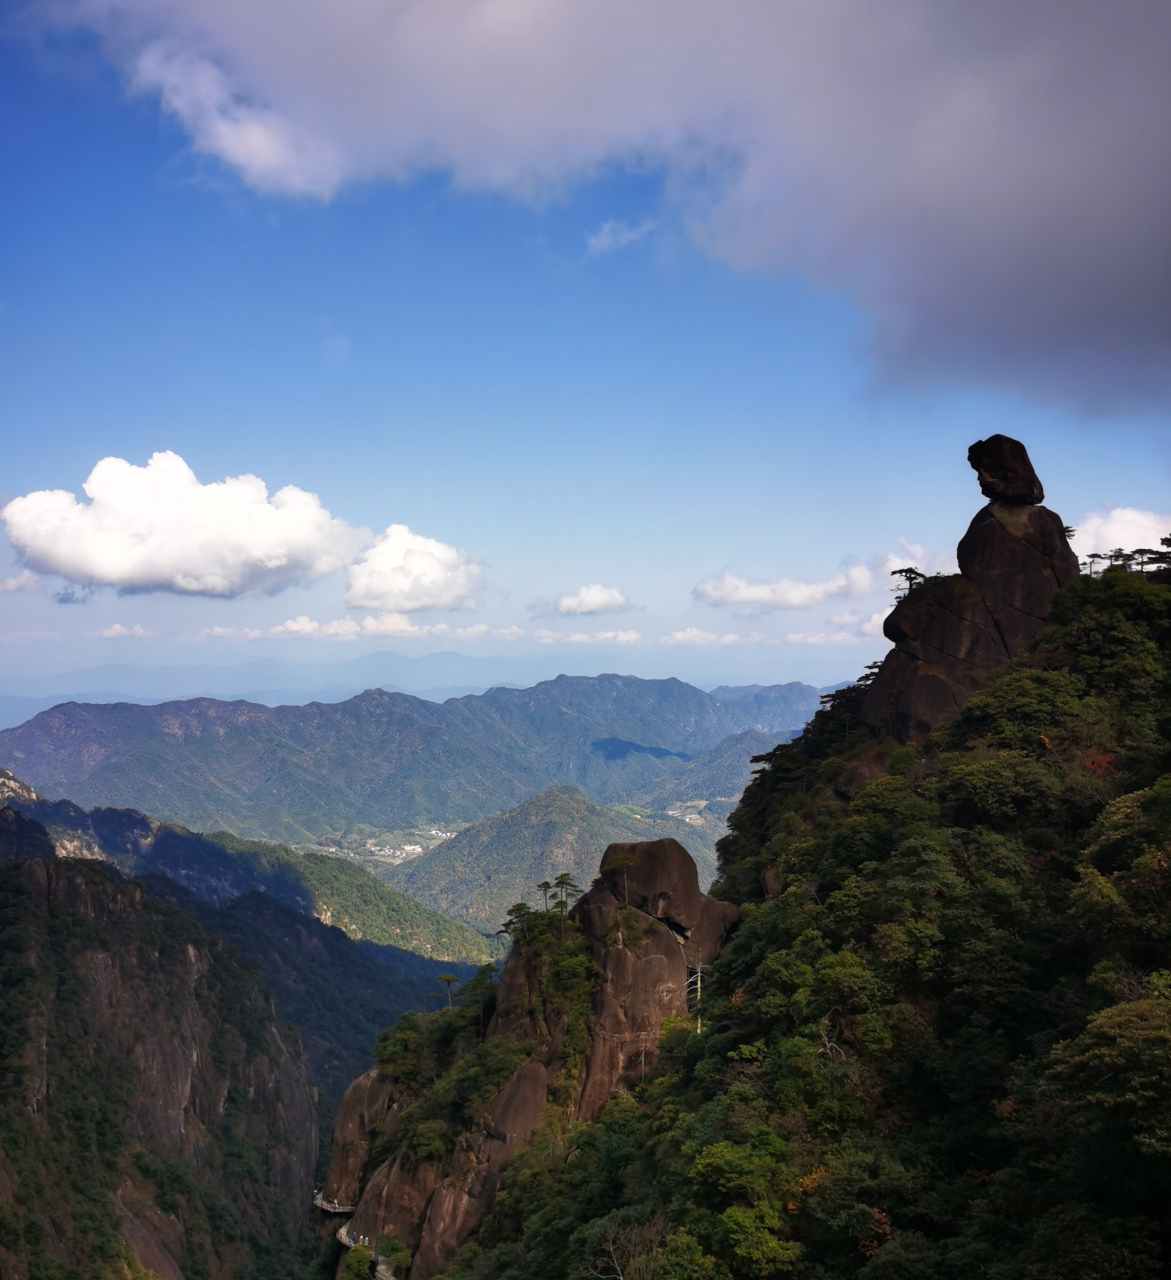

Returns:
0,675,811,842
385,785,720,931
326,564,1171,1280
1,777,499,963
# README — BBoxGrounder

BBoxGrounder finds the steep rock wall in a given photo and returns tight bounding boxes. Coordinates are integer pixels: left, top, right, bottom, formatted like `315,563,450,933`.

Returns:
0,857,316,1280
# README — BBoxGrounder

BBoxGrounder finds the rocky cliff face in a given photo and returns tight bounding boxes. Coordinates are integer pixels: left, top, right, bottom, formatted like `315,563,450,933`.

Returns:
319,838,737,1280
861,434,1079,741
0,856,317,1280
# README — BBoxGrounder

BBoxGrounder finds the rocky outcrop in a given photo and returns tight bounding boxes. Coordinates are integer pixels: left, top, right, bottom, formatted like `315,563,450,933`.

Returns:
861,435,1079,741
575,838,738,1119
0,857,317,1280
322,837,738,1279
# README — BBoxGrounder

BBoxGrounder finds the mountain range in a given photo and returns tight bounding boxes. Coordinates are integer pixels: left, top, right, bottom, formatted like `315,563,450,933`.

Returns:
0,674,822,842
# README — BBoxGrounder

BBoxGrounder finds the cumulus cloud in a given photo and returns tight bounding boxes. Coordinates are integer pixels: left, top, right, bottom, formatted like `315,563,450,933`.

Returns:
556,583,629,615
346,524,481,613
1070,507,1171,557
1,451,364,596
0,570,37,593
695,565,871,611
45,0,1171,403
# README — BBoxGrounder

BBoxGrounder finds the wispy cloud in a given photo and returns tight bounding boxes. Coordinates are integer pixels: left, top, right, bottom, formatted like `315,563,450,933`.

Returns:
0,569,36,593
662,627,760,647
586,219,656,255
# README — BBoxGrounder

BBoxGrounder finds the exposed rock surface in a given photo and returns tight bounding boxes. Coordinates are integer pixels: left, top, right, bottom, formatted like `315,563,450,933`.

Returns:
861,435,1079,741
319,1066,394,1212
321,837,738,1279
0,856,317,1280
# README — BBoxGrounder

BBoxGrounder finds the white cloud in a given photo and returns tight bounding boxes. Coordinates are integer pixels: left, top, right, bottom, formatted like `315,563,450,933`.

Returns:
695,564,871,611
1,452,364,596
1070,507,1171,557
0,570,37,593
346,524,481,613
270,614,362,638
557,583,629,615
595,630,640,644
45,0,1171,403
92,622,153,638
586,219,655,255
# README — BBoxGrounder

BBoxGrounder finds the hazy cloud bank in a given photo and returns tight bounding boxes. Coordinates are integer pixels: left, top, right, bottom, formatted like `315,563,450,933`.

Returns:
44,0,1171,405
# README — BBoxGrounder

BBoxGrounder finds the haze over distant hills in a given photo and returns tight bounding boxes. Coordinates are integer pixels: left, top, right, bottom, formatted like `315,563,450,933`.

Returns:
0,651,840,728
0,674,823,841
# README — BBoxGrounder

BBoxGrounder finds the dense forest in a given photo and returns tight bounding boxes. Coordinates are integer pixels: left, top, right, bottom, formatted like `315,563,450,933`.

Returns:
362,564,1171,1280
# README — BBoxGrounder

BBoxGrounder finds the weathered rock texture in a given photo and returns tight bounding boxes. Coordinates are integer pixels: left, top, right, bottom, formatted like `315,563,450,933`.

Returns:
861,434,1079,741
0,857,317,1280
321,838,738,1280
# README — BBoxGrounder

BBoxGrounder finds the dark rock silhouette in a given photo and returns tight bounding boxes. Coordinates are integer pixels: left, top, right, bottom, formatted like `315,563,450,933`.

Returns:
861,434,1079,741
321,838,738,1279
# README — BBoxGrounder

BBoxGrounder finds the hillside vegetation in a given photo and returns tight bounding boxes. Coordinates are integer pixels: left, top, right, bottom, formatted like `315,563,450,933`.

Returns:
0,675,813,842
380,567,1171,1280
385,785,720,931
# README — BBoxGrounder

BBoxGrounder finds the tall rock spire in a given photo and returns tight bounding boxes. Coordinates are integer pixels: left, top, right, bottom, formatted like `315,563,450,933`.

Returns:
860,434,1079,741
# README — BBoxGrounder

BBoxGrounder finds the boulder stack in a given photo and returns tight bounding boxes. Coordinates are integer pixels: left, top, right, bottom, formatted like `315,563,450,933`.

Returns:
860,434,1079,741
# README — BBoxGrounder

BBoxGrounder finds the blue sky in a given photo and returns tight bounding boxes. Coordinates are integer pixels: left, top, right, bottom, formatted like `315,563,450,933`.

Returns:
2,6,1169,695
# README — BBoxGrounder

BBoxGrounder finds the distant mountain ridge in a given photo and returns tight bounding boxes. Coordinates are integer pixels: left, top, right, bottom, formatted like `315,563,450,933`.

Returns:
0,673,821,842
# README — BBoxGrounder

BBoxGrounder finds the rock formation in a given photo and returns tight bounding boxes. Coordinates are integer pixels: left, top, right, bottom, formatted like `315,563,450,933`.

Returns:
861,434,1079,741
320,837,738,1279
